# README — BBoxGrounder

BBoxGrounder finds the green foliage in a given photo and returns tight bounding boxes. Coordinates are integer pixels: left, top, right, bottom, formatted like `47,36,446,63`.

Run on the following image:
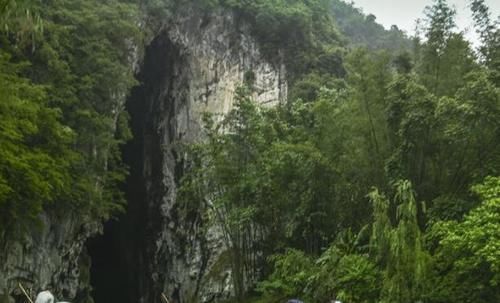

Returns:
33,0,139,219
179,1,500,302
307,231,379,303
143,0,346,84
385,68,500,208
385,75,436,193
215,0,345,82
423,0,457,54
181,2,500,298
369,188,391,266
325,254,380,303
259,232,380,303
429,177,500,302
2,0,500,302
0,0,140,239
418,0,478,96
330,0,411,51
257,249,314,299
369,181,429,303
470,0,500,75
0,0,43,46
346,48,392,164
0,51,75,238
181,87,269,299
180,86,359,299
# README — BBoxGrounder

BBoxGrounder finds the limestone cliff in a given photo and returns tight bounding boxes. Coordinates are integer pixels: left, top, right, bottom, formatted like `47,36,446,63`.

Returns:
0,5,286,303
126,7,287,303
0,214,99,302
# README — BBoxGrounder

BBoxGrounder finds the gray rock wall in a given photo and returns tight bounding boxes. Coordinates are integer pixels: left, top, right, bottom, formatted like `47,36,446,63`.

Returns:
0,214,100,302
134,7,286,303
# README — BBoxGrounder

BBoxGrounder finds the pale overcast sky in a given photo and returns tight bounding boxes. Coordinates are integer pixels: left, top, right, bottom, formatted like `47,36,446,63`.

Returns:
352,0,500,45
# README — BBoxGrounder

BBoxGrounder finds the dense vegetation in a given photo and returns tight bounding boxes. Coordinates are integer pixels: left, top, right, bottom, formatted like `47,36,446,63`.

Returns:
179,1,500,302
330,0,411,50
0,0,140,240
0,0,386,239
0,0,499,303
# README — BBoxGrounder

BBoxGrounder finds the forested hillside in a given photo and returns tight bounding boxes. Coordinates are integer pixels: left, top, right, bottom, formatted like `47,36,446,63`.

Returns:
179,1,500,302
0,0,499,303
330,0,411,50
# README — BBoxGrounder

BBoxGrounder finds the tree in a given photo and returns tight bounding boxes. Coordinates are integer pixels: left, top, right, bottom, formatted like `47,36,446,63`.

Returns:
0,51,75,239
0,0,141,240
0,0,42,46
430,177,500,303
470,0,500,83
329,0,411,51
431,70,500,205
180,87,269,300
346,48,392,164
259,232,380,303
369,181,429,303
308,229,379,303
28,0,140,219
385,75,436,197
257,249,315,301
418,0,478,97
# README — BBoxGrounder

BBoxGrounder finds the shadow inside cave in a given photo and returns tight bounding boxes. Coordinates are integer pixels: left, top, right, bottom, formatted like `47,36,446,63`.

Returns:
85,31,180,303
86,220,130,303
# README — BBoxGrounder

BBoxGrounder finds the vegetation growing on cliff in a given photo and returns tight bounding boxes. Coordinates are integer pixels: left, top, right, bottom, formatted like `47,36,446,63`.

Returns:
0,0,390,239
179,1,500,302
0,0,140,239
0,0,499,302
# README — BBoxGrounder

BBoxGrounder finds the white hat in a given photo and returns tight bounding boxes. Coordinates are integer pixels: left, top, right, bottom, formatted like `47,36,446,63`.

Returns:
35,291,71,303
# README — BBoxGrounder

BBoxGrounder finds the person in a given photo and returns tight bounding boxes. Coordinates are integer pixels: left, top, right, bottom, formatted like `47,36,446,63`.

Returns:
35,291,70,303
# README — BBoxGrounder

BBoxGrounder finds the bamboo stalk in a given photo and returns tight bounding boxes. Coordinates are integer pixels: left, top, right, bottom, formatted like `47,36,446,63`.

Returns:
161,293,170,303
18,282,34,303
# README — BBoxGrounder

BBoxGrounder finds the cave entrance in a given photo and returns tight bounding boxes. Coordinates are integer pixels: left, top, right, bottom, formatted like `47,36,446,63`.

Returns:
86,220,130,303
86,32,181,303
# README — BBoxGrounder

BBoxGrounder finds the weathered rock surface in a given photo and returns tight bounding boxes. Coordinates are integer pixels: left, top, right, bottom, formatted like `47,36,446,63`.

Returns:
0,214,99,302
130,6,286,303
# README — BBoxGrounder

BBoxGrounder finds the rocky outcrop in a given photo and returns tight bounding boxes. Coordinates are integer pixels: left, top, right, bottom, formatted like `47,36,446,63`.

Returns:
0,5,286,303
0,214,99,303
128,6,287,303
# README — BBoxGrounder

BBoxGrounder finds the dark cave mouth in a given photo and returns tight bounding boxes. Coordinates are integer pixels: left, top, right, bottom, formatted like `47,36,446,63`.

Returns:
86,32,181,303
86,219,130,303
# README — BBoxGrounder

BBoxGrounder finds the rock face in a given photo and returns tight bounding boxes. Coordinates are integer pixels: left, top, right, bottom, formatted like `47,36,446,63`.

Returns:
126,6,287,303
0,5,286,303
0,214,99,303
